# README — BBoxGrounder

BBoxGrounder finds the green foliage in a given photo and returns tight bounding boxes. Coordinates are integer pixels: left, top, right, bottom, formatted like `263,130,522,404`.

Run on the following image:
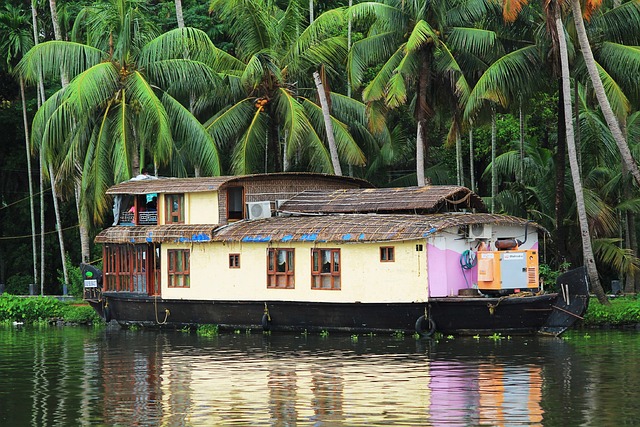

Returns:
0,294,100,324
57,253,84,297
196,324,219,337
539,262,571,292
5,273,33,295
0,294,62,322
583,296,640,326
59,303,102,324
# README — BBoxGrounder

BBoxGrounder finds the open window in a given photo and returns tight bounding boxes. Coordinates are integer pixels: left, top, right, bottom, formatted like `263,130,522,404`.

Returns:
227,187,244,221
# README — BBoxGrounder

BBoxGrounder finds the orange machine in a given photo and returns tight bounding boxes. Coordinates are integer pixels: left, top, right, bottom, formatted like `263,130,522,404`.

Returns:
476,249,539,293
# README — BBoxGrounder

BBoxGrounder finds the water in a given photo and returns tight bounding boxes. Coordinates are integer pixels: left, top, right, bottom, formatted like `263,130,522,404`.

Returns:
1,326,638,426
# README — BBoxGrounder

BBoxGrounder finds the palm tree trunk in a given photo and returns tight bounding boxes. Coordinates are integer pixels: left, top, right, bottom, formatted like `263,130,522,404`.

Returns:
309,0,314,23
48,0,68,87
416,56,429,187
175,0,185,28
519,99,525,183
469,121,475,193
555,4,608,304
31,0,46,294
19,76,38,290
48,162,69,286
491,106,497,213
570,0,640,187
555,78,568,264
455,131,462,186
313,71,342,176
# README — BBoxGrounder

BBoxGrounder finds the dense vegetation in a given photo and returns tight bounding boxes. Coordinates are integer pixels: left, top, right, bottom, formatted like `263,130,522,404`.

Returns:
0,0,639,300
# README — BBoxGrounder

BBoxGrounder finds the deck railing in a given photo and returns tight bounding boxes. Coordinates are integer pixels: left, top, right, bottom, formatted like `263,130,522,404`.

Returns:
119,211,157,225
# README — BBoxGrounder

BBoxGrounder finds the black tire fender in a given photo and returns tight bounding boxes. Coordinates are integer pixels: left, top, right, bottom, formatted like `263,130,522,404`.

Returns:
415,315,436,337
261,313,271,331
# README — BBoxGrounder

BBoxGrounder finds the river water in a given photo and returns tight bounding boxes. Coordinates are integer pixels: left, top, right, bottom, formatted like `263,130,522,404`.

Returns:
0,325,638,426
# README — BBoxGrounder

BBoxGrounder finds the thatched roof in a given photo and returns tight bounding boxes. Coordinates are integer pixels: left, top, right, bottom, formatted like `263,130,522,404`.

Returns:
278,186,486,214
105,173,372,195
211,213,539,244
95,225,218,244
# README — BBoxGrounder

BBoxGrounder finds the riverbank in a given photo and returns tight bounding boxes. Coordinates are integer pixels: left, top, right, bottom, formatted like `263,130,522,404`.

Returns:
0,294,101,326
582,295,640,329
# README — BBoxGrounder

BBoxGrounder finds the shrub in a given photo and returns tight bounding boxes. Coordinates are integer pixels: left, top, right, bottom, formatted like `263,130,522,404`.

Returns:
60,304,102,324
5,274,34,295
57,253,84,297
583,296,640,326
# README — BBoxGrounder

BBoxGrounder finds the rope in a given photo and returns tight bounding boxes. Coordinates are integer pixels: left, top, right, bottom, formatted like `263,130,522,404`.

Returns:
459,250,477,288
487,291,536,315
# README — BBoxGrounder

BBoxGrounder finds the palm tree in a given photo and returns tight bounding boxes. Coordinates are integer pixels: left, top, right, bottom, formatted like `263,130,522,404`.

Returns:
17,0,221,228
0,4,37,290
205,0,367,175
554,1,607,303
347,0,483,186
569,0,640,188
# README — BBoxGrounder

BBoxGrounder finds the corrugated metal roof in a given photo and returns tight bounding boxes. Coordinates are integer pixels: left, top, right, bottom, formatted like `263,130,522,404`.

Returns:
278,186,486,214
105,173,373,195
95,225,218,244
210,213,539,244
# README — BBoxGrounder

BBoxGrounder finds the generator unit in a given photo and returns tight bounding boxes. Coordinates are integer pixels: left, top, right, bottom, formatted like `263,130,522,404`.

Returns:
476,249,539,293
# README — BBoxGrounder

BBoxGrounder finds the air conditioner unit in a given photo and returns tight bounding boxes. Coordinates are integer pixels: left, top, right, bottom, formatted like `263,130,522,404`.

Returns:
467,223,492,240
246,201,272,220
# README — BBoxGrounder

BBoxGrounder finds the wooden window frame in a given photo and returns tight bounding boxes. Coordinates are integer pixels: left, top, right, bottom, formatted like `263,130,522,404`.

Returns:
311,248,341,290
267,248,295,289
102,244,155,295
165,194,185,224
380,246,395,262
168,249,190,288
229,253,240,269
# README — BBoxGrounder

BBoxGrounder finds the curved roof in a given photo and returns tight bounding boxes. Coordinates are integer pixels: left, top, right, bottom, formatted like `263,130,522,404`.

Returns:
211,213,540,244
278,186,486,214
95,225,218,244
95,213,541,244
105,173,373,195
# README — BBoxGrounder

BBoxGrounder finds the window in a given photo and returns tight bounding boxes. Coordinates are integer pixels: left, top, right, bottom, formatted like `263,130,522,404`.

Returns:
311,249,340,290
229,254,240,268
227,187,244,220
267,248,295,288
165,194,184,224
103,244,155,294
380,247,395,262
168,249,190,288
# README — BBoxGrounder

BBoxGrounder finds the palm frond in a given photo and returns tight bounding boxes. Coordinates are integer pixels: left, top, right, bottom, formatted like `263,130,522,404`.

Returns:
162,93,221,176
231,108,268,174
125,71,173,163
16,40,104,84
463,45,541,121
348,31,399,90
362,45,406,102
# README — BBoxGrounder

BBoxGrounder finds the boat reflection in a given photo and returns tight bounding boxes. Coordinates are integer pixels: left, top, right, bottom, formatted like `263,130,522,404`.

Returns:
88,331,582,426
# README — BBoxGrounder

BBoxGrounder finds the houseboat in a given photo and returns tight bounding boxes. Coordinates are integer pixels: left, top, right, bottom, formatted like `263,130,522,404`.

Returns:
82,173,589,336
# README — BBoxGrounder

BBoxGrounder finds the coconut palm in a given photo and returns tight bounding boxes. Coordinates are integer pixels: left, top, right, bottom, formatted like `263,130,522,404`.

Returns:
0,4,37,289
347,0,489,186
205,0,367,175
17,0,222,228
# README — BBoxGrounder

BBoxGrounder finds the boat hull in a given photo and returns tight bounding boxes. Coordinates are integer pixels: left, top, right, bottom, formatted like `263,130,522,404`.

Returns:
89,292,558,336
86,267,589,336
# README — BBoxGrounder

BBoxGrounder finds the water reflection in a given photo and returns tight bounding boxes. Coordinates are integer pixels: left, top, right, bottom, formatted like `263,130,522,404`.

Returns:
1,327,639,426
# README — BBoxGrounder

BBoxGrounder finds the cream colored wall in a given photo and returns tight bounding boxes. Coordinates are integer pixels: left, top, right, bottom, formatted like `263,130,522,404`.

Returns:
157,191,219,225
160,240,428,303
187,192,219,224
